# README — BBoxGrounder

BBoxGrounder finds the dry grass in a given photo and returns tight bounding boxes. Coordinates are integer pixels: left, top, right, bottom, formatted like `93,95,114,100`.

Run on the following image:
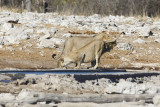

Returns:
68,30,96,34
0,11,160,70
0,6,22,13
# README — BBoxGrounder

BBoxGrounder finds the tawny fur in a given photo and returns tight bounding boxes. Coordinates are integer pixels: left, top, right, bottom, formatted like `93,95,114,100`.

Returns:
62,40,105,69
56,33,115,68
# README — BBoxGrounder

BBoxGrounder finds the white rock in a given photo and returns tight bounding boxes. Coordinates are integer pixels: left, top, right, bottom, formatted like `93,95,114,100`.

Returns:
38,39,56,48
146,86,159,94
133,38,146,44
120,57,130,62
153,94,160,106
5,27,30,44
37,38,64,48
117,81,137,94
50,38,64,45
36,28,50,36
0,32,4,36
24,28,34,34
6,47,15,51
60,20,69,27
92,24,106,33
88,14,101,21
16,89,34,100
1,23,14,32
155,38,160,43
104,86,123,94
116,43,134,51
0,93,16,102
63,33,72,37
39,34,51,40
136,26,153,37
5,103,19,107
49,28,58,34
146,18,153,24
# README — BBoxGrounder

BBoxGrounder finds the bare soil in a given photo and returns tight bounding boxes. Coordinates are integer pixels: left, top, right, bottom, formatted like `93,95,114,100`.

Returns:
0,24,160,70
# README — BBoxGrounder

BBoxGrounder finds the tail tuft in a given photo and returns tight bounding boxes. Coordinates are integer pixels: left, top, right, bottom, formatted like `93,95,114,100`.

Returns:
52,54,57,59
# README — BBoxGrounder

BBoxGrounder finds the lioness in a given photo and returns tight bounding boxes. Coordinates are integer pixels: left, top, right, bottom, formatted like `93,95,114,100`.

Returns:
60,40,117,69
55,33,115,68
62,33,113,56
61,40,105,69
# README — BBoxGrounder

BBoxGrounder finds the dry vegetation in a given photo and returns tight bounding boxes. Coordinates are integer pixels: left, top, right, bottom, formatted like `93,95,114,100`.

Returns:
1,0,160,17
0,1,160,70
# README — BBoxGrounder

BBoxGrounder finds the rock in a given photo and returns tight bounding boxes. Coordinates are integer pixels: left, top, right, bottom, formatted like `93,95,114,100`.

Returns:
1,23,14,32
0,32,4,36
37,38,64,48
118,80,137,94
133,38,146,44
104,86,123,94
60,20,69,27
116,43,134,51
0,93,16,102
5,103,19,107
36,28,57,36
37,28,50,36
146,18,153,24
63,33,72,37
92,24,106,33
17,78,36,85
4,27,30,44
146,86,159,94
38,39,55,48
155,38,160,43
88,14,101,21
58,102,147,107
16,89,39,102
105,79,159,95
136,26,153,37
49,28,58,34
153,94,160,106
6,47,15,51
0,74,11,81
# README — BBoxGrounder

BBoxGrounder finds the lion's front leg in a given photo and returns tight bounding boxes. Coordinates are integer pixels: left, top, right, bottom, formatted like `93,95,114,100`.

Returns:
93,55,99,69
94,51,101,69
74,62,81,69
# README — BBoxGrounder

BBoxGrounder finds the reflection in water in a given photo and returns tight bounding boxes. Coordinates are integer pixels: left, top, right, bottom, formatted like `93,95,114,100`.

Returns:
0,80,12,83
0,69,126,83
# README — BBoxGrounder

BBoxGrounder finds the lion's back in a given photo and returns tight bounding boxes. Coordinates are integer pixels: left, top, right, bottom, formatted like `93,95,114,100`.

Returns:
63,36,95,55
80,40,105,62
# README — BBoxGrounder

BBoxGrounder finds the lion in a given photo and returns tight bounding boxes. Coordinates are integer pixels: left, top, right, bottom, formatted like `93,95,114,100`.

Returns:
61,40,105,69
60,40,117,69
62,33,113,56
54,33,116,68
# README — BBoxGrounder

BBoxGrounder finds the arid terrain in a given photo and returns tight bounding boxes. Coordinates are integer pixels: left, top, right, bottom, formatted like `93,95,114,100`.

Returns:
0,11,160,107
0,12,160,70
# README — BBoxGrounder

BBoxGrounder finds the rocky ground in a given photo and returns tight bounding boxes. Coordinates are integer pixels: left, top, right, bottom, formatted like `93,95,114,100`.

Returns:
0,11,160,70
0,11,160,106
0,73,160,106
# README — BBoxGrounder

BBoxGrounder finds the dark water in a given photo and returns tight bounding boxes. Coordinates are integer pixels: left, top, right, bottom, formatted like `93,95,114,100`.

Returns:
0,69,126,83
0,69,160,83
0,80,12,83
0,69,126,75
1,71,125,75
